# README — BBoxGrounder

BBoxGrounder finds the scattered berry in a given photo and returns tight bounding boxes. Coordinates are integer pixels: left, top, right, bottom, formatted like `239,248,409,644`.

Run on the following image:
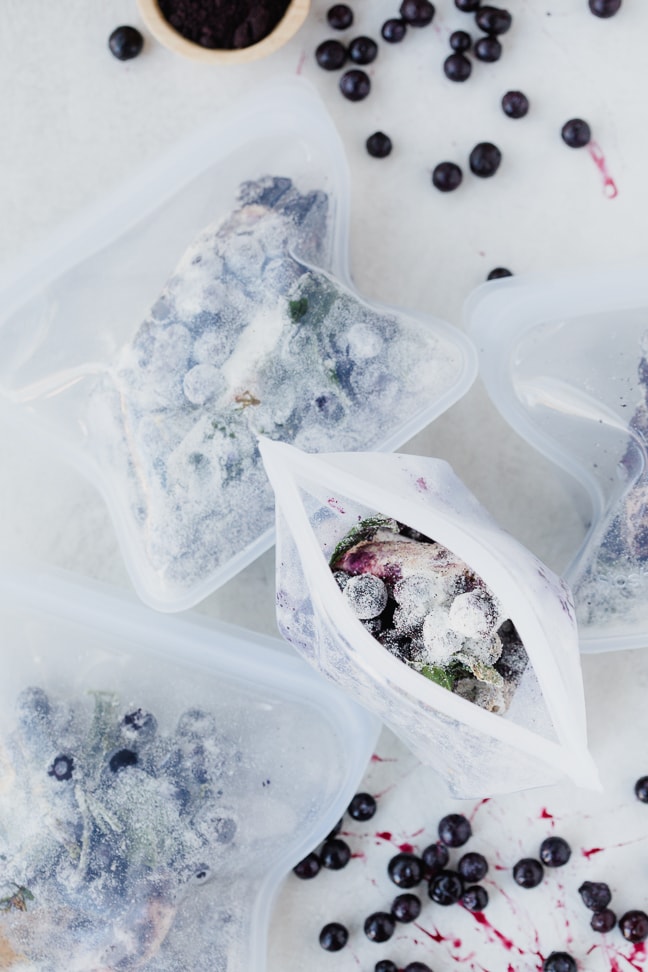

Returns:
543,953,577,972
404,965,433,972
474,35,502,61
462,885,489,911
450,30,472,51
315,39,347,70
589,0,622,16
475,6,513,34
109,748,138,773
321,838,352,870
429,869,465,905
561,118,591,148
469,142,502,177
339,68,371,101
619,910,648,943
388,852,424,888
438,813,472,846
591,908,617,933
487,267,512,280
455,0,480,9
48,754,74,781
327,817,344,839
366,132,393,158
293,852,321,879
399,0,435,27
539,836,571,868
391,892,422,922
108,26,144,61
319,922,349,951
512,858,544,888
348,35,378,65
578,881,612,911
376,963,399,972
458,851,489,882
501,90,529,118
348,792,378,820
444,52,472,82
364,911,397,942
421,841,450,877
634,776,648,802
381,18,407,42
327,4,354,29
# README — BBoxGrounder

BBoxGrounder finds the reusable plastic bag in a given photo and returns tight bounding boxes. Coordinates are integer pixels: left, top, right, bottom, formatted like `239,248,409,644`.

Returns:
0,78,476,612
260,439,599,798
466,265,648,652
0,563,378,972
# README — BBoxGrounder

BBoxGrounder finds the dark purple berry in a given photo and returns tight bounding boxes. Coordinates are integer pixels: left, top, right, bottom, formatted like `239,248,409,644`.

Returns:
589,0,621,16
382,18,407,42
348,35,378,65
474,35,502,61
109,749,138,773
421,842,450,878
591,909,617,933
444,52,472,81
339,69,371,101
404,965,433,972
366,132,393,158
438,813,472,847
635,776,648,802
388,853,424,888
432,161,462,192
48,754,74,781
327,817,344,840
487,267,512,280
455,0,480,9
429,869,464,905
539,836,571,868
122,707,157,741
364,911,396,942
543,954,576,972
316,39,347,70
108,26,144,61
620,910,648,943
450,30,472,51
321,838,351,870
327,4,354,29
293,852,321,879
475,6,512,34
469,142,502,177
458,852,489,882
561,118,591,148
462,885,489,912
391,892,422,922
578,881,612,911
399,0,435,27
512,858,544,889
348,792,378,820
319,922,349,951
376,963,399,972
502,90,529,118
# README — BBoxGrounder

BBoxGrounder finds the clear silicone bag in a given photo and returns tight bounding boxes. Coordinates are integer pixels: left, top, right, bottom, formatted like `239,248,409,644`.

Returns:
260,439,599,798
0,78,476,613
0,562,378,972
466,265,648,652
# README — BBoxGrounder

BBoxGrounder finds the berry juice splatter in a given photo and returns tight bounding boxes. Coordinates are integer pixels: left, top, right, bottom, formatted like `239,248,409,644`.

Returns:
588,141,618,198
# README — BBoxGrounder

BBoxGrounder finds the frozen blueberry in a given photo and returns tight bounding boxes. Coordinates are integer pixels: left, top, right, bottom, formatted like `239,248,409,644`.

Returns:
561,118,591,148
293,852,321,878
458,852,489,882
450,29,472,51
399,0,435,27
455,0,480,9
444,52,472,81
319,922,349,951
321,838,352,869
432,161,463,192
512,858,544,888
365,911,396,942
344,574,388,619
429,869,464,905
462,885,489,911
122,707,157,742
502,90,529,118
578,881,611,911
475,6,512,33
635,776,648,802
469,142,502,177
366,131,393,158
591,908,617,933
474,35,502,61
109,748,138,773
48,754,75,782
540,836,571,867
391,892,422,922
108,26,144,60
543,954,576,972
327,4,354,29
589,0,621,15
339,68,371,100
487,267,512,280
348,792,378,820
438,813,472,847
620,910,648,943
349,36,378,64
382,17,407,42
316,39,347,70
388,852,424,888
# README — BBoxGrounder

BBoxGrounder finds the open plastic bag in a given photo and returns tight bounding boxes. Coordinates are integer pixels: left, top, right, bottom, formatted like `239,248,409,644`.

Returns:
260,439,599,798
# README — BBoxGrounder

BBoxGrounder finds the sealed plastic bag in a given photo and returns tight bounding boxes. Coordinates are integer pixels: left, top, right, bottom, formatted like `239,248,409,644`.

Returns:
260,439,599,797
0,79,476,612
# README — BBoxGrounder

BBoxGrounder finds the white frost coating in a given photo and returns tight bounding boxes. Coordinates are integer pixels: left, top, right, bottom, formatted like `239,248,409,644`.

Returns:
343,574,388,620
448,589,502,640
219,306,286,399
421,611,459,665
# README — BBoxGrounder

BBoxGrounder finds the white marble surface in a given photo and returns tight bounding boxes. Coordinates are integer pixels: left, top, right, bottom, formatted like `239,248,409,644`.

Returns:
2,1,648,969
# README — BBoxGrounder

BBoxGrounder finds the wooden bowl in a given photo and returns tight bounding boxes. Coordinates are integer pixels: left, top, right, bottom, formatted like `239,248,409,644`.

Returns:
137,0,311,63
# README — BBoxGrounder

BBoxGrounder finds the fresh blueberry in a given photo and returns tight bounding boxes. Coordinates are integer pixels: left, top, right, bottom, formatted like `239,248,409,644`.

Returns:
365,911,396,942
444,52,472,81
376,963,399,972
382,18,407,42
487,267,512,280
539,836,571,867
399,0,435,27
512,858,544,888
391,892,422,922
293,852,321,879
321,838,352,869
327,4,354,29
108,26,144,61
366,132,393,158
462,885,489,911
475,6,512,34
316,39,347,70
635,776,648,802
348,792,378,820
501,90,529,118
349,36,378,64
388,852,424,888
620,911,648,943
404,965,433,972
48,754,75,782
432,161,463,192
474,35,502,60
561,118,591,148
421,841,450,878
339,69,371,101
458,851,489,882
469,142,502,177
543,954,576,972
429,869,464,905
578,881,612,911
455,0,480,9
591,908,617,933
450,29,472,51
589,0,621,15
109,749,138,773
319,922,349,951
438,813,472,847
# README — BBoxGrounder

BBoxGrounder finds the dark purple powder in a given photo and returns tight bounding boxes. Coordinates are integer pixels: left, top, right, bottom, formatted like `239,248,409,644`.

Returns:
158,0,292,49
